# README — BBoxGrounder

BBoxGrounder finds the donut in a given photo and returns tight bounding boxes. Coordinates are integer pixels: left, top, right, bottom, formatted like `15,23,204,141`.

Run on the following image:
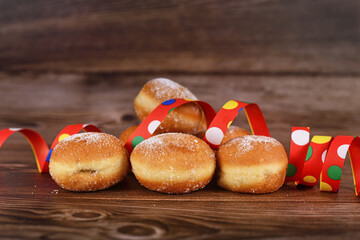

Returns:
130,133,216,194
119,125,138,145
49,132,129,192
220,126,251,145
216,135,288,194
134,78,207,137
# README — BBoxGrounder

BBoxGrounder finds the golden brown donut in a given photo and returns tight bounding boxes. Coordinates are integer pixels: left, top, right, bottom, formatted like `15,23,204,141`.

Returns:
217,135,288,194
119,125,138,146
49,132,129,192
130,133,216,194
220,126,251,145
134,78,207,137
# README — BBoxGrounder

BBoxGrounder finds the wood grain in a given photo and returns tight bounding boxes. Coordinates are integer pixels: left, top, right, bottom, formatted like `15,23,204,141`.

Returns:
0,0,359,74
1,166,360,239
1,72,360,239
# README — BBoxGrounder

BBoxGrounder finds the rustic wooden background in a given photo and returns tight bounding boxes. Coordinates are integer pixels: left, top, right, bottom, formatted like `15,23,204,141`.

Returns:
1,0,359,74
0,0,359,239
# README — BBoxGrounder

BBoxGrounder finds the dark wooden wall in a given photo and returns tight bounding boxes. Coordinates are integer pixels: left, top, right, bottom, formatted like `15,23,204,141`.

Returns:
0,0,358,74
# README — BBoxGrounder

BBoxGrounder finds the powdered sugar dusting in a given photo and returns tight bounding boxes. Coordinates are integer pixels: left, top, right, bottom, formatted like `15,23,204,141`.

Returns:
135,132,202,157
53,132,122,160
61,132,105,145
226,135,281,156
136,135,166,156
149,78,198,100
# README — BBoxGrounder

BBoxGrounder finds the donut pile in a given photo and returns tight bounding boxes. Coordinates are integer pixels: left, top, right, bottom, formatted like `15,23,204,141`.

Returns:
47,78,288,194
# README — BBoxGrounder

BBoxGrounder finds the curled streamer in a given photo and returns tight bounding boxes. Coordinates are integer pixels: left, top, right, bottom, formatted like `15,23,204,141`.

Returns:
125,98,270,153
286,127,360,195
0,124,102,173
124,98,217,153
203,100,270,149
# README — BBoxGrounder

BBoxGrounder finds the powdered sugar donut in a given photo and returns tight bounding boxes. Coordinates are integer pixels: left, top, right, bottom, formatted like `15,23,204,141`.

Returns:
49,132,129,191
130,133,216,194
134,78,207,137
217,135,288,194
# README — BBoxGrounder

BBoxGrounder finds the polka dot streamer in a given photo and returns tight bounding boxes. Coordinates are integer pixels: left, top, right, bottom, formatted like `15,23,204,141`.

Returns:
205,127,224,146
286,127,360,196
0,124,102,173
298,135,333,187
125,98,269,152
319,136,358,193
203,100,270,149
124,98,216,153
286,127,311,182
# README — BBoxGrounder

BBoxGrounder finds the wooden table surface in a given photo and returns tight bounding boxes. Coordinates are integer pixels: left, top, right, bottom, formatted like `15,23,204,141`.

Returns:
1,0,360,239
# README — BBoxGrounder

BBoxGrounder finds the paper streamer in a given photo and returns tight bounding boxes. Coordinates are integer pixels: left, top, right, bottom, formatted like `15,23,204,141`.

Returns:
124,98,217,153
203,100,270,149
0,128,50,173
0,124,101,173
286,127,360,195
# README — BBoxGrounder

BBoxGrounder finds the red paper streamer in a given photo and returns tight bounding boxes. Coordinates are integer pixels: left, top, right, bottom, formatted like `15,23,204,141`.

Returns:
286,127,360,195
125,99,270,153
203,100,270,149
124,98,217,153
0,124,101,173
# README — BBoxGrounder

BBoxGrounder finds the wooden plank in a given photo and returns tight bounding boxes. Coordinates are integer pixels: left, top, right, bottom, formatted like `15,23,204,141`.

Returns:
0,0,358,74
